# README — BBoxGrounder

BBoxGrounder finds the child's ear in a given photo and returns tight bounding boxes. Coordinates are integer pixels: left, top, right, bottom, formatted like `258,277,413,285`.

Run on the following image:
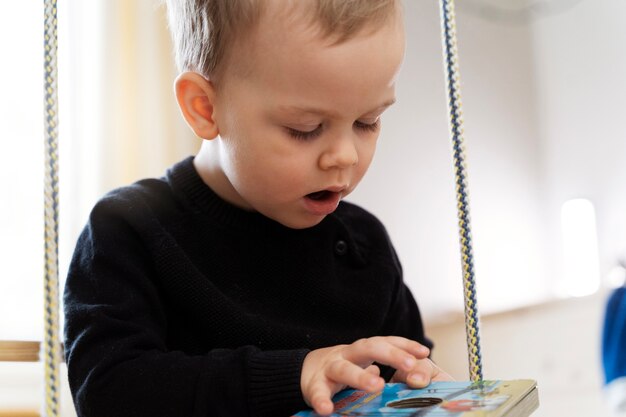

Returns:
174,72,219,140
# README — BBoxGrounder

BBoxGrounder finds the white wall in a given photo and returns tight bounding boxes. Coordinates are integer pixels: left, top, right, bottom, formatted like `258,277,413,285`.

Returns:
426,289,616,417
350,0,552,320
531,0,626,288
350,5,626,416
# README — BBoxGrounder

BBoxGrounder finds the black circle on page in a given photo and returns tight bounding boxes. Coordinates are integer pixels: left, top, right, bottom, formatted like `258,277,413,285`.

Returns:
386,397,443,409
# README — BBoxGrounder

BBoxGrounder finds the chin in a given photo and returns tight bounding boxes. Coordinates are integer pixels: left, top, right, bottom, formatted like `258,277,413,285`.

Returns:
276,214,326,230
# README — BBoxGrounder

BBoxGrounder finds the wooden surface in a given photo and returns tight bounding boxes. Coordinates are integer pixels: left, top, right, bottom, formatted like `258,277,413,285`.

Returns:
0,341,40,362
0,411,40,417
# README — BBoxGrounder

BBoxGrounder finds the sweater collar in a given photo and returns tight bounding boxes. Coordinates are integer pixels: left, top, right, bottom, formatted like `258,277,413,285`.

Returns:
167,156,367,264
166,156,314,234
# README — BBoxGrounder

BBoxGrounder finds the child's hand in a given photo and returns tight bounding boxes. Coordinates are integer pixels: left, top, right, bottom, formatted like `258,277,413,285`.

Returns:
391,357,454,388
300,336,431,415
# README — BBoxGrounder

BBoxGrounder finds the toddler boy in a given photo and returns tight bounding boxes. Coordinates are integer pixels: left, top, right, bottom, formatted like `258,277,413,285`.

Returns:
64,1,452,416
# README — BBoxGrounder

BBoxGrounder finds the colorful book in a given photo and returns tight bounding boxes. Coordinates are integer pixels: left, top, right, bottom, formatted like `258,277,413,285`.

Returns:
293,380,538,417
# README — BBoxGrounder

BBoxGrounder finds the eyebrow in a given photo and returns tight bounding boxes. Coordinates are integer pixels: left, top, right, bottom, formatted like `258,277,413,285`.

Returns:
278,98,397,118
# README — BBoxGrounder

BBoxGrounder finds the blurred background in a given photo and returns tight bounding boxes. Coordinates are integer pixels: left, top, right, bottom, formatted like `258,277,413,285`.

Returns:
1,0,625,416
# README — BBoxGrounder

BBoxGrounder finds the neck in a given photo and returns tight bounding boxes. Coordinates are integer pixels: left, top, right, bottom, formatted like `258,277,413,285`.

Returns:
193,140,253,211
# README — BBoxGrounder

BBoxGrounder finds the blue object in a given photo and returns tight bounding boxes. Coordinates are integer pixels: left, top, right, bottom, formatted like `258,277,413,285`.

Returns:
602,286,626,412
603,287,626,384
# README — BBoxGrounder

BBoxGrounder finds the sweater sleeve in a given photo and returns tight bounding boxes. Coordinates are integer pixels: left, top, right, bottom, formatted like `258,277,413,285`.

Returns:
375,235,433,381
63,196,309,417
388,244,432,346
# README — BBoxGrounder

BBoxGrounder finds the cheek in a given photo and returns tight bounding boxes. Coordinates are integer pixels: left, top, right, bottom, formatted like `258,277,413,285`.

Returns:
230,139,312,195
357,140,377,176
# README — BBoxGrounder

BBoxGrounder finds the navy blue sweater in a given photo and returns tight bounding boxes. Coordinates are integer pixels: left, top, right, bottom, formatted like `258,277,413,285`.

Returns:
64,156,431,417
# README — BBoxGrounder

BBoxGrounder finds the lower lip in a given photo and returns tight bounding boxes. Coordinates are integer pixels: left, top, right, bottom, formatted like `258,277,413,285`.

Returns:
302,192,341,216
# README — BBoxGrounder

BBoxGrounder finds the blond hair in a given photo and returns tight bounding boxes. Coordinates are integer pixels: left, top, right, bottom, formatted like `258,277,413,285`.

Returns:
165,0,398,81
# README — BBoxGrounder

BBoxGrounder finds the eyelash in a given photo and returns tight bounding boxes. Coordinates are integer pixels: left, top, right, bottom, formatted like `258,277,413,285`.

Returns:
286,125,323,140
354,119,380,133
286,120,380,141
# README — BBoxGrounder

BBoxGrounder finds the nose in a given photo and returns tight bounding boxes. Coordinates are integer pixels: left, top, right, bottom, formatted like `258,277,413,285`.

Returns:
318,132,359,170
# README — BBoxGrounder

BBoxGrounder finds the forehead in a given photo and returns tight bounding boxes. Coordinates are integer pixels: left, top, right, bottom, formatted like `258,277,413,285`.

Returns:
262,0,399,42
223,3,405,116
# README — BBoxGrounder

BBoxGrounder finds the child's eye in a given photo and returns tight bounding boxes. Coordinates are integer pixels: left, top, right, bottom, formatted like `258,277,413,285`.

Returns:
285,124,323,140
354,119,380,133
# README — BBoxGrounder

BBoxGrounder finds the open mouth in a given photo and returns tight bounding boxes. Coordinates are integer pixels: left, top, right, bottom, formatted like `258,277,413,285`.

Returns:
303,189,342,216
306,190,334,201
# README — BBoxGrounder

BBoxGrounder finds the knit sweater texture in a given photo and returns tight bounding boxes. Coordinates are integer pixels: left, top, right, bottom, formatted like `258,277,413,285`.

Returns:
64,156,431,417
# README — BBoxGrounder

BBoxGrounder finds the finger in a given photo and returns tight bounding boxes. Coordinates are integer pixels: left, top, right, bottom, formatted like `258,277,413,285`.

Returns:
431,365,455,382
384,336,431,359
425,360,455,382
363,336,430,364
407,359,435,388
357,336,430,356
326,359,385,393
406,359,452,388
364,364,381,377
391,368,407,384
344,337,428,373
307,379,335,416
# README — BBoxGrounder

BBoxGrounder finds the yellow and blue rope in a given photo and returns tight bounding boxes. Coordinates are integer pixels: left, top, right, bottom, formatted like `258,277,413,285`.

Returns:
44,0,61,415
439,0,484,382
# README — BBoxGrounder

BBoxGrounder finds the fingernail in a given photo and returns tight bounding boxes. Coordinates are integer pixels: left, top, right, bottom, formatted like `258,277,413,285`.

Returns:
368,377,381,388
318,400,333,415
404,357,416,369
419,346,430,356
409,373,425,385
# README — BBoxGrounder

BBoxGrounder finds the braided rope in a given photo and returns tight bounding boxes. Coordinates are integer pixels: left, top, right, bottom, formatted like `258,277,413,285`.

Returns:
438,0,483,382
44,0,61,415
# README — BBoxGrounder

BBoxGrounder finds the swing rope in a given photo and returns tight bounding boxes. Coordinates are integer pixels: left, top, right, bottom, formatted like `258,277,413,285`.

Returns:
43,0,61,415
439,0,484,382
